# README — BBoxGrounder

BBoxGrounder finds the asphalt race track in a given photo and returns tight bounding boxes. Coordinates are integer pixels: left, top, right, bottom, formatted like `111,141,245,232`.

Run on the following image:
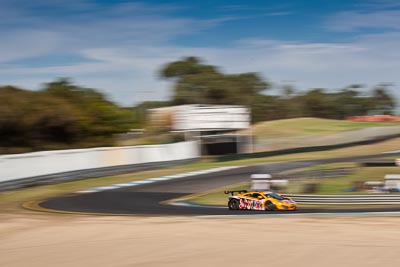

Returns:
37,154,400,216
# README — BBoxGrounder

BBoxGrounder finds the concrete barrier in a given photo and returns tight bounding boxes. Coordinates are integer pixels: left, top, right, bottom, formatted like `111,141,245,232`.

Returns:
0,141,200,191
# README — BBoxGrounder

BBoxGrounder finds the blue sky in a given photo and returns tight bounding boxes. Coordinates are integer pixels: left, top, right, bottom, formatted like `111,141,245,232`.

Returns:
1,0,400,108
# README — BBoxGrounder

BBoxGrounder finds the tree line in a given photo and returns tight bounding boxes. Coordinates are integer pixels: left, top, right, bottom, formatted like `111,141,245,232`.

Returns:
0,57,397,153
0,79,135,153
160,57,397,122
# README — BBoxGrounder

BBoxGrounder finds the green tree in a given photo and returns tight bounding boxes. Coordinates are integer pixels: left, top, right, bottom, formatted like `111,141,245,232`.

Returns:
370,84,396,115
160,57,269,107
299,89,336,118
43,78,134,138
0,79,136,153
0,86,82,149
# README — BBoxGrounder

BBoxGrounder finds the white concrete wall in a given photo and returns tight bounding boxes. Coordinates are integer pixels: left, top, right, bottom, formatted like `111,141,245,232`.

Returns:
0,141,199,183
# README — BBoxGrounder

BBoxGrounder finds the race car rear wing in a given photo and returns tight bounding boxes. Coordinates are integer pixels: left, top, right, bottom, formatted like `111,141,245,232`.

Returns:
224,190,247,196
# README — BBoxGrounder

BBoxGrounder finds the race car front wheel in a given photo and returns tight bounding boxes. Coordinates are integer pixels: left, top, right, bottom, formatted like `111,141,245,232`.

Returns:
265,201,276,211
228,199,240,210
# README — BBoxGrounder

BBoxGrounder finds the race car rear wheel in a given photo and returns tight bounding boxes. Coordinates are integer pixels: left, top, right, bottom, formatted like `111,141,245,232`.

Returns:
228,199,240,210
265,201,276,211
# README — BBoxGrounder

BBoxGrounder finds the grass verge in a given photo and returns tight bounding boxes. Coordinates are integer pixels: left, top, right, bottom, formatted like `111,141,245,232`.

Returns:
240,117,400,138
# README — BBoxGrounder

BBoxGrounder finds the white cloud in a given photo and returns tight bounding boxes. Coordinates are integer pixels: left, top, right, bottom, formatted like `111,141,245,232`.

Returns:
2,31,400,107
0,30,61,63
327,9,400,31
264,12,292,16
354,0,400,10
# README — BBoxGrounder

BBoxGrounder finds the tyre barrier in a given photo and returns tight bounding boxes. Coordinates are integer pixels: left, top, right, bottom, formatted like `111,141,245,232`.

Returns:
285,194,400,205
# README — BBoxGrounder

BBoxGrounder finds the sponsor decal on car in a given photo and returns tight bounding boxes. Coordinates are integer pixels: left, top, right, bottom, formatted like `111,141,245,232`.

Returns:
239,198,264,210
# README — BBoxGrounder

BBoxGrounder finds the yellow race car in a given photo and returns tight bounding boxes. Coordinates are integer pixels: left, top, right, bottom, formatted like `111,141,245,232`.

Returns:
225,190,297,211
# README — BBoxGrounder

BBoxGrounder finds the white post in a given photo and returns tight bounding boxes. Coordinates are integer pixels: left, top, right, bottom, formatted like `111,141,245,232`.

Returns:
249,127,254,153
236,134,240,154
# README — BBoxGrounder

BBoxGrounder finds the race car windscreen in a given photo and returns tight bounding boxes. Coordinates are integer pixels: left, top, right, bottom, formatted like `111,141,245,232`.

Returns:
268,193,284,200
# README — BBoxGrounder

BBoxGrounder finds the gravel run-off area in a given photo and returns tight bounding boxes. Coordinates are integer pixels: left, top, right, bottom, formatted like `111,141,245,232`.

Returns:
1,213,400,267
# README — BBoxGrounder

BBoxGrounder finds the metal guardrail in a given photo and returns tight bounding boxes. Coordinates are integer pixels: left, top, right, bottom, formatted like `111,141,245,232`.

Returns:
285,194,400,205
